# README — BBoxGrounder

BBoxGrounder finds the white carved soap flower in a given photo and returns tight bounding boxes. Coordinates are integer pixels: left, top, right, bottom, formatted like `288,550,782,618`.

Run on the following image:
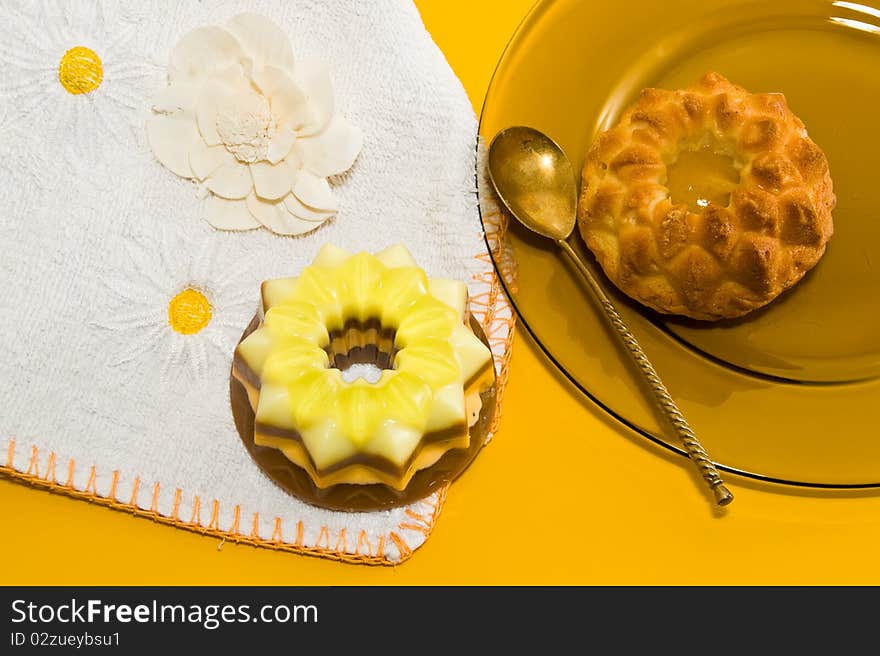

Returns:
147,14,362,236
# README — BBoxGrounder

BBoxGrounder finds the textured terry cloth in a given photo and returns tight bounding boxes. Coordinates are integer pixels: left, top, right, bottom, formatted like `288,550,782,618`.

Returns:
0,0,514,564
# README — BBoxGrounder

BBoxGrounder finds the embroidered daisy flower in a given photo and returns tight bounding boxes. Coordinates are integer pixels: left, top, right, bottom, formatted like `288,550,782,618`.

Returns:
147,13,362,236
94,230,257,382
0,0,155,180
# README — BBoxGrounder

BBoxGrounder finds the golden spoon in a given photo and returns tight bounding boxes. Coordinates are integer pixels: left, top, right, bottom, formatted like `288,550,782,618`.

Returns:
487,126,733,507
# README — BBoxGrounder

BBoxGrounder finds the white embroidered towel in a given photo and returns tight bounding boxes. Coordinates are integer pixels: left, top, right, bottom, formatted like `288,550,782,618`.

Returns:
0,0,513,564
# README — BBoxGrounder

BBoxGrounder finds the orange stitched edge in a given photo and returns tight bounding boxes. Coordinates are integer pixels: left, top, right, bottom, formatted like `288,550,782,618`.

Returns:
26,446,39,477
0,460,392,566
171,488,182,521
230,505,241,535
85,467,97,495
335,529,347,552
208,500,220,530
128,477,140,506
0,438,457,566
64,459,75,487
189,495,201,526
388,532,412,560
0,234,515,566
249,512,261,539
316,526,330,550
474,193,517,436
356,530,372,555
108,470,119,501
149,482,161,513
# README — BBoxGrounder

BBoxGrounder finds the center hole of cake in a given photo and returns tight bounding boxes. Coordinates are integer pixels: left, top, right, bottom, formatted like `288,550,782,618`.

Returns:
339,362,384,384
326,319,397,384
666,145,740,212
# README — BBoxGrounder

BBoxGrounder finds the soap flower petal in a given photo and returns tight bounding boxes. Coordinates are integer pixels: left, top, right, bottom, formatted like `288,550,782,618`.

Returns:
203,195,260,231
294,57,335,136
252,66,312,131
226,13,296,72
298,113,364,177
148,14,361,236
283,193,335,222
169,26,245,83
246,193,324,236
250,158,296,200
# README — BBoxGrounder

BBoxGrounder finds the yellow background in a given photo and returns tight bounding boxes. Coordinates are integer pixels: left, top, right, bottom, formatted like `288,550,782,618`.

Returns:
3,0,880,585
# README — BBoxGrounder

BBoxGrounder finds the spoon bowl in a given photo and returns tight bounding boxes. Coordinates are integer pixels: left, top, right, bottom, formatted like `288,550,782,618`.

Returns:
487,126,577,241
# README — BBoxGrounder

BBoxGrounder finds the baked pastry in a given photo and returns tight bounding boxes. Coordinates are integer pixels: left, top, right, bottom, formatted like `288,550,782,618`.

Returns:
577,71,835,320
232,244,495,492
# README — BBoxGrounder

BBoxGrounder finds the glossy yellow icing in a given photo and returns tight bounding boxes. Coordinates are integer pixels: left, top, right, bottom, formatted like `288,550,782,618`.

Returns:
235,244,493,489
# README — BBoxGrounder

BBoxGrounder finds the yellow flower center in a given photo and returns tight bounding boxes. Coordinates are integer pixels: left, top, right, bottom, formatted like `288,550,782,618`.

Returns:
58,46,103,95
168,289,212,335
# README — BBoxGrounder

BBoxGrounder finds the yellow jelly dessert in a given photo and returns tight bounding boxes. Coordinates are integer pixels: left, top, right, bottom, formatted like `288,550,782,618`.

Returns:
232,244,495,491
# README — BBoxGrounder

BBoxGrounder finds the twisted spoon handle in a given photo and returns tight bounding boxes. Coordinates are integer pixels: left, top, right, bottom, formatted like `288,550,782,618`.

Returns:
557,239,733,506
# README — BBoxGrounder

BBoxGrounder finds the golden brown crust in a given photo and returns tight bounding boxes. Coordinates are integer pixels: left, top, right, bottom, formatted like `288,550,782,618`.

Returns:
577,71,835,320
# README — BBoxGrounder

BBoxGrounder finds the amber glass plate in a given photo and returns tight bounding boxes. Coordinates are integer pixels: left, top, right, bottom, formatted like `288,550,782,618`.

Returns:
479,0,880,486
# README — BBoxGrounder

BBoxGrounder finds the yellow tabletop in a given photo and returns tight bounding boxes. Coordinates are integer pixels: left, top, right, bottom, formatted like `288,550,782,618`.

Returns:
3,0,880,585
